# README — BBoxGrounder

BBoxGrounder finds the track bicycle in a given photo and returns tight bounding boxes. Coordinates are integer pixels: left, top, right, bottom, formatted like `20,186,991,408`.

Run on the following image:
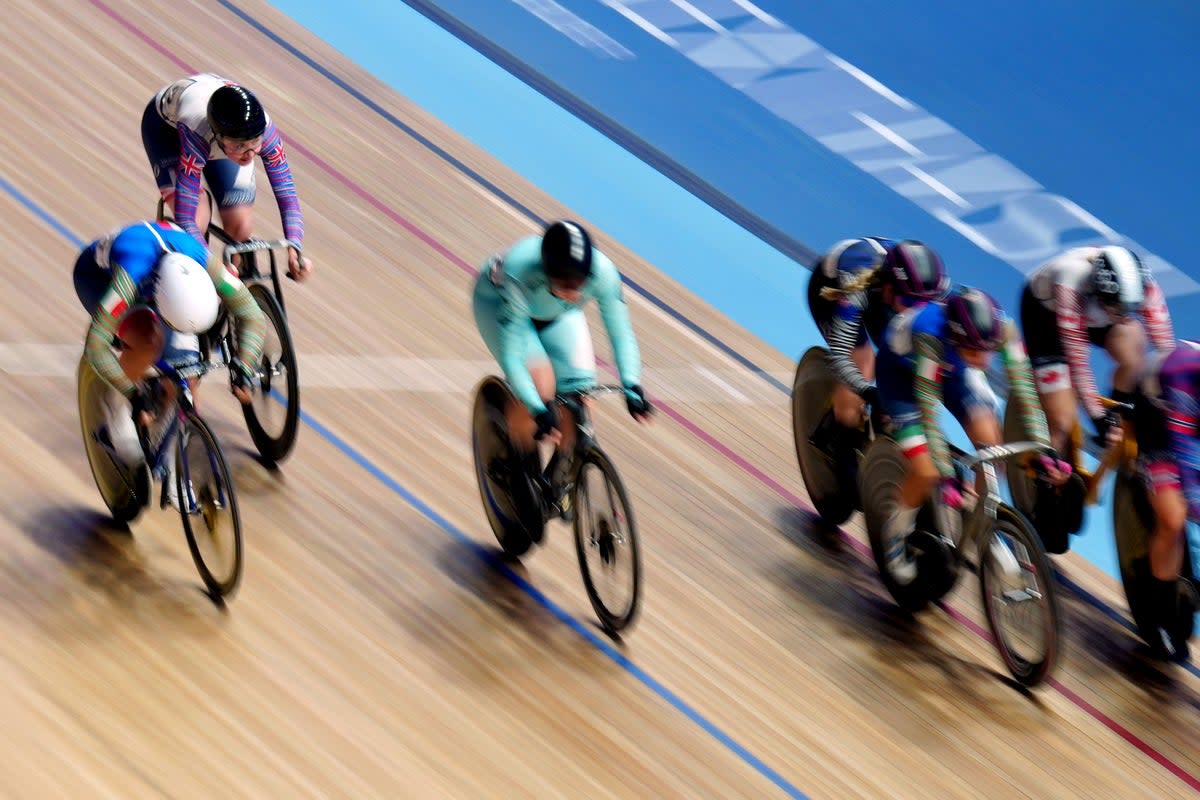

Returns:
78,352,244,598
860,436,1062,686
471,376,642,633
156,197,301,464
1006,399,1197,654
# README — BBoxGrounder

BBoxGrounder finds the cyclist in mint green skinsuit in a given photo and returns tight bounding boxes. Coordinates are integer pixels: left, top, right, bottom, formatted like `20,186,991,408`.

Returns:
473,220,652,459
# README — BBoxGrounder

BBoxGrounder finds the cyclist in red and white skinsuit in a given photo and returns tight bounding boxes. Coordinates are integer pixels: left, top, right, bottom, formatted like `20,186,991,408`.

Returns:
1019,245,1173,452
141,73,313,280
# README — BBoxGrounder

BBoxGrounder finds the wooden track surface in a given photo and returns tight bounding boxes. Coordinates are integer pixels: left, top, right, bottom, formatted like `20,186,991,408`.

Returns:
0,1,1197,797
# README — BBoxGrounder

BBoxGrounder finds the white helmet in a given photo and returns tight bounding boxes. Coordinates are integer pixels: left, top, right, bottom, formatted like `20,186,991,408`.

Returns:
153,252,220,333
1092,246,1146,314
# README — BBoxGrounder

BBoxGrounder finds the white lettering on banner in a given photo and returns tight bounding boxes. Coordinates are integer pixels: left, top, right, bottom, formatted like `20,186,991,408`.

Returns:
512,0,634,59
601,0,1198,296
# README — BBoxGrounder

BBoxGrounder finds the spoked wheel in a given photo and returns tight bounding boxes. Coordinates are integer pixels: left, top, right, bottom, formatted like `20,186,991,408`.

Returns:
1113,474,1196,648
176,412,243,598
241,284,300,464
572,446,641,633
859,438,931,612
470,377,541,557
77,357,150,522
791,347,857,525
979,505,1061,686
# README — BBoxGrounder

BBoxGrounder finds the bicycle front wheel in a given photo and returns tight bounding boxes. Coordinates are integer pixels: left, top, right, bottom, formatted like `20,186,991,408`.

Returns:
979,505,1061,687
572,446,641,634
241,283,300,464
177,412,244,598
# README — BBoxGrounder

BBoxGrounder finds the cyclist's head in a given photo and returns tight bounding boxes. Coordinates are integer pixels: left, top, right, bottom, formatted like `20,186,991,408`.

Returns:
153,252,220,334
879,240,949,304
541,220,593,290
1091,246,1146,317
207,85,267,142
945,285,1005,353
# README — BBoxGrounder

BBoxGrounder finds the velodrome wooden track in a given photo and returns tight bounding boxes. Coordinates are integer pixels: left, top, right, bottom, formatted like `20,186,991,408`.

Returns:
1,1,1197,797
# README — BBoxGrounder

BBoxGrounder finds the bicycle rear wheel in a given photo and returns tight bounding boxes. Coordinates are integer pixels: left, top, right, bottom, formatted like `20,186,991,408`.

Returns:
791,347,857,524
77,357,150,522
176,411,243,598
979,505,1061,687
573,446,641,633
470,377,540,556
241,283,300,464
1113,474,1196,647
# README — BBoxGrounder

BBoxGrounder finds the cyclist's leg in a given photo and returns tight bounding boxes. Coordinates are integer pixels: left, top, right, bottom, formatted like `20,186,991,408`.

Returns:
878,368,937,583
141,101,210,230
1021,285,1076,452
472,280,552,452
206,159,256,242
1100,318,1148,398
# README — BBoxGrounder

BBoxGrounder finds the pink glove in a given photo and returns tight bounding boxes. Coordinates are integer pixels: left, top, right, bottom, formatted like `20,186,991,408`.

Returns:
939,478,964,510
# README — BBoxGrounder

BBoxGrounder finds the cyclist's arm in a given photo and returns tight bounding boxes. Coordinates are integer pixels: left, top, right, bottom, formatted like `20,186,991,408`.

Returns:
594,267,642,390
998,319,1052,447
258,122,304,245
1053,281,1103,420
826,291,873,396
174,125,211,244
84,268,139,398
209,260,266,368
1140,279,1175,352
913,332,954,478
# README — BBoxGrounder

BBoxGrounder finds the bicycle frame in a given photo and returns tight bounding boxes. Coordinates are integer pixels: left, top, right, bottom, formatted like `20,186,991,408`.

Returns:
139,358,228,512
553,385,627,467
954,441,1047,572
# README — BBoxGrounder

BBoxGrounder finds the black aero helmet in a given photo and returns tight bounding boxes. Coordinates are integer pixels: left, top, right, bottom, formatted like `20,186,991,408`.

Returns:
207,84,267,141
880,240,949,301
541,220,593,285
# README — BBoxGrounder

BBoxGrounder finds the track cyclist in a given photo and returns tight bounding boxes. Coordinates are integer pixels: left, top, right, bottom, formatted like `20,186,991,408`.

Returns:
1019,245,1173,452
1131,342,1200,661
875,286,1070,583
807,238,949,448
73,220,267,499
472,220,653,502
142,73,313,280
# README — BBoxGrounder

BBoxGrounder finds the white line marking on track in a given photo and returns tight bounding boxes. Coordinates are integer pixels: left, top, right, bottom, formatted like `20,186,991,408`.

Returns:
0,343,789,405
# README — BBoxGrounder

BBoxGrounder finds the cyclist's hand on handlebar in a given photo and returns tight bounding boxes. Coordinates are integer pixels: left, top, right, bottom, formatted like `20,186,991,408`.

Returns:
860,384,882,410
534,407,562,446
625,384,653,422
288,249,313,282
1034,450,1073,487
1091,412,1123,450
129,386,154,427
939,477,965,510
230,360,256,405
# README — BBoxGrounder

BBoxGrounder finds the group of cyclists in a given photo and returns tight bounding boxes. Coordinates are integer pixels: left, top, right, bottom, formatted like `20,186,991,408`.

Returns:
71,70,1193,664
76,74,652,512
809,235,1197,662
